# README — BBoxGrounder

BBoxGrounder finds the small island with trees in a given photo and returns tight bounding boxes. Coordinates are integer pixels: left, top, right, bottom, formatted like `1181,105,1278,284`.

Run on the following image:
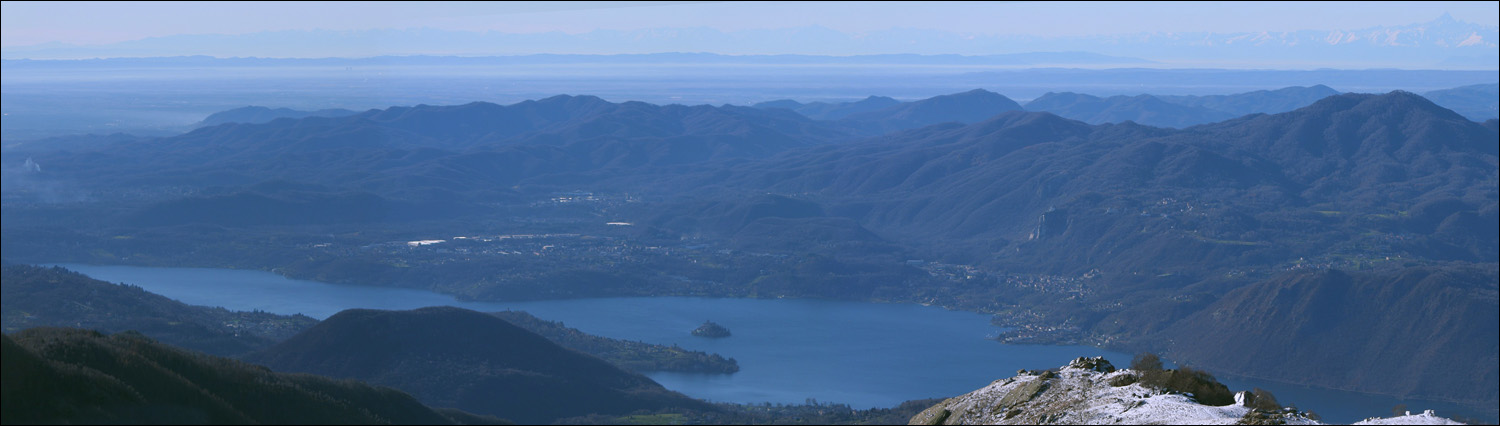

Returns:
691,320,731,338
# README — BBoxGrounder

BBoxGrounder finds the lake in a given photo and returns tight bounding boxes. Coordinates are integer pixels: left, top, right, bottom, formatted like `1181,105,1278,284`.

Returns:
45,263,1493,423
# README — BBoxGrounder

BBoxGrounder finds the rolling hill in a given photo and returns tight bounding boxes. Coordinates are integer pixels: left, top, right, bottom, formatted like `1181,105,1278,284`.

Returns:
248,306,712,424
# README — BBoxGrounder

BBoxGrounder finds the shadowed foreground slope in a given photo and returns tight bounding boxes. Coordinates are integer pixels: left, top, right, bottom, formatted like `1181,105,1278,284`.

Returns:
2,328,501,424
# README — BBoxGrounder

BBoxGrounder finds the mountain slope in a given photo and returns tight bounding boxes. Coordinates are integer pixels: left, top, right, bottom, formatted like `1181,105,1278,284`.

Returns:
1151,266,1500,406
1,264,317,356
2,328,494,425
664,91,1498,409
248,306,710,424
698,91,1498,267
1181,91,1498,211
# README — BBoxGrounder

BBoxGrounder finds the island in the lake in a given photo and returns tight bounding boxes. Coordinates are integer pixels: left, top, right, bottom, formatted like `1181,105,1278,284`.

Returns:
691,320,731,338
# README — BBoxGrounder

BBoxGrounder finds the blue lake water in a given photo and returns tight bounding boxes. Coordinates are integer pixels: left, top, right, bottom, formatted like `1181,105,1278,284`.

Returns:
45,263,1494,423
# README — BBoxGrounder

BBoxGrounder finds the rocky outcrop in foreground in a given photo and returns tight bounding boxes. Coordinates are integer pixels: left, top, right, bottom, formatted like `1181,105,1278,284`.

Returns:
909,357,1466,425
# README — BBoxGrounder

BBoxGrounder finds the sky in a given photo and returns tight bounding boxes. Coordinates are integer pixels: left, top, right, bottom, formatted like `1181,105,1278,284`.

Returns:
3,1,1498,48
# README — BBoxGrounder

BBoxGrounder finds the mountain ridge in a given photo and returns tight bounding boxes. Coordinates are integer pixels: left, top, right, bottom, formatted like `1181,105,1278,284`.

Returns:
841,89,1025,134
198,106,360,127
4,89,1495,413
1024,92,1238,128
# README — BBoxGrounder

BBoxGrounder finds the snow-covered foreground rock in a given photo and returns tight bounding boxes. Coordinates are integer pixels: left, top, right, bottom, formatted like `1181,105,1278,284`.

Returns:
1352,411,1466,425
909,357,1466,425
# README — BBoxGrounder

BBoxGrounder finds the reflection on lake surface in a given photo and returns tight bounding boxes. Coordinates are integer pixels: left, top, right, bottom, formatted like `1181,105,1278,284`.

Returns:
45,263,1492,422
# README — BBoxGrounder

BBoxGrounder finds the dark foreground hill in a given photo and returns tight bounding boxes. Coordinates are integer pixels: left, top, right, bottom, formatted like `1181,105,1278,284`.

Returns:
249,307,711,424
1,328,502,425
1,264,317,356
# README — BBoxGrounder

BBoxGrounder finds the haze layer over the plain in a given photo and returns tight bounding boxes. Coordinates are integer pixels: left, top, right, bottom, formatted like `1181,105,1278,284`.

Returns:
3,1,1497,69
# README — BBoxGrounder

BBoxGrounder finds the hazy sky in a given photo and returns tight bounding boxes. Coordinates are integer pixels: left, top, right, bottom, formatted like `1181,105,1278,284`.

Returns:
3,1,1498,47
